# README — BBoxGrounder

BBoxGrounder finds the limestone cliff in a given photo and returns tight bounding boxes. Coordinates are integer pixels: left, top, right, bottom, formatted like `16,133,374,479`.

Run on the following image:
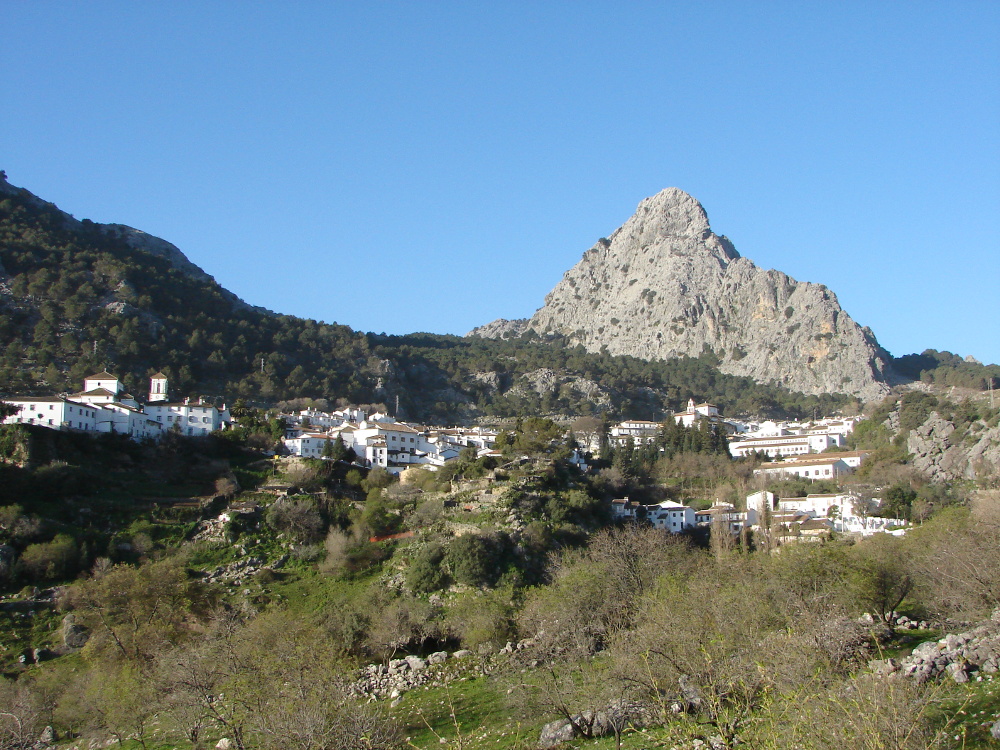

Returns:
471,188,895,400
907,412,1000,482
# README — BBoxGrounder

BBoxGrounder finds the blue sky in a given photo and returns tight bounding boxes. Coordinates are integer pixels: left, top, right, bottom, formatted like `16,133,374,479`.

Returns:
3,2,998,365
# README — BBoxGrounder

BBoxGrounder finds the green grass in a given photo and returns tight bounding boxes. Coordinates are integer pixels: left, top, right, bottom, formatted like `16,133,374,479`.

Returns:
267,563,384,615
185,540,239,569
390,675,540,750
930,675,1000,748
879,628,943,660
0,600,62,673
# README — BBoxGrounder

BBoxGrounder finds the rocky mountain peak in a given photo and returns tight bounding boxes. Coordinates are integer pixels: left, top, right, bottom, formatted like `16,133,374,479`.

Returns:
471,188,896,401
632,187,714,241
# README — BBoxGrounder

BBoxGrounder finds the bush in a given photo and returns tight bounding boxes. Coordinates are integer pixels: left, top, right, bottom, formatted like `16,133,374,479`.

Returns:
446,534,503,587
406,543,449,593
255,568,278,584
266,496,324,543
444,587,518,650
18,533,78,582
361,467,394,494
359,497,400,538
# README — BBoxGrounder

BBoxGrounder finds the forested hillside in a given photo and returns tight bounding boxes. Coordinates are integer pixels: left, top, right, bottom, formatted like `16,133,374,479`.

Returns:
893,349,1000,391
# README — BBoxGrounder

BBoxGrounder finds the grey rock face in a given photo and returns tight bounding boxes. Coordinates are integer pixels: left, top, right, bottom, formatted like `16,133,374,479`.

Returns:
505,368,612,408
474,188,895,400
468,318,529,339
105,224,217,285
907,411,1000,482
61,614,90,650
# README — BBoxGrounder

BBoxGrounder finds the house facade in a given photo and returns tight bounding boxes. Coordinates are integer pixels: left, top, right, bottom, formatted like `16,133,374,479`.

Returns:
646,500,696,532
144,398,231,437
2,397,103,432
755,456,852,480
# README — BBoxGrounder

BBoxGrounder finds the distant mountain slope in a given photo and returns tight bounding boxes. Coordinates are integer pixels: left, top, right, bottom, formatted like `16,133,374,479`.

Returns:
0,172,373,402
472,188,898,401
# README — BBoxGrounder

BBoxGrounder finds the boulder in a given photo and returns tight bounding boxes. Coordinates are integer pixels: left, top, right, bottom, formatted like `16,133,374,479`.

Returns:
946,662,969,684
36,726,56,746
538,718,576,749
61,614,90,650
404,655,427,672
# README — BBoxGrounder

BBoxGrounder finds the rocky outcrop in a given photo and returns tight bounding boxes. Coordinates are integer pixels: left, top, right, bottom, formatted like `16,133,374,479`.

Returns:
60,614,89,650
471,188,895,401
871,609,1000,684
505,368,612,408
907,412,1000,482
538,702,657,749
106,224,217,285
469,318,529,340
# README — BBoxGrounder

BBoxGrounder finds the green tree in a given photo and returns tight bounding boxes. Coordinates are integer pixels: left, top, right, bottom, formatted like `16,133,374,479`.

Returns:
848,534,915,627
446,533,502,587
405,543,449,593
69,556,213,663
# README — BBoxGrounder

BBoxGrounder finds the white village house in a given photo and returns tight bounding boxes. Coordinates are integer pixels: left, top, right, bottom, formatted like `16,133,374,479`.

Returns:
646,500,697,532
1,396,104,433
279,406,499,474
610,420,661,446
754,455,854,480
3,372,230,441
672,399,726,429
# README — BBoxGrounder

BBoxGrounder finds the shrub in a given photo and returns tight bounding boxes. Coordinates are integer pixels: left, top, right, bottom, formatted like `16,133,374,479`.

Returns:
446,534,502,587
18,533,78,582
266,496,324,543
406,543,449,594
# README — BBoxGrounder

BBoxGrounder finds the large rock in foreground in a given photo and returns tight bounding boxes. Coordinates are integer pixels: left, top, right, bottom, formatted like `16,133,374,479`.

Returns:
472,188,895,400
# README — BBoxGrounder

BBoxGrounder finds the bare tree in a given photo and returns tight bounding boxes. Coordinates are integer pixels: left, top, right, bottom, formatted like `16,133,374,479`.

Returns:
0,678,44,750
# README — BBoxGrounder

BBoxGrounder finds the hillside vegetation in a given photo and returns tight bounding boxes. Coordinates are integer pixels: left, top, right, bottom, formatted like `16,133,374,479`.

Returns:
1,401,1000,749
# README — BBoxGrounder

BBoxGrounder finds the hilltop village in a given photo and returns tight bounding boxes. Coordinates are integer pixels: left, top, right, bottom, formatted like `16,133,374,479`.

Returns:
3,375,905,546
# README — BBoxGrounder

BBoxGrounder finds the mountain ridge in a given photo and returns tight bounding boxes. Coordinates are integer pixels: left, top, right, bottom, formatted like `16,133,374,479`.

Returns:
0,173,266,315
5,171,994,421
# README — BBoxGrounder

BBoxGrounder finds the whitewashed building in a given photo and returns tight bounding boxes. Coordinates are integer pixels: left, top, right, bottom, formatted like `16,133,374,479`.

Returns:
755,455,853,480
2,397,104,432
672,399,726,429
144,398,232,437
610,420,661,445
729,432,846,458
646,500,696,532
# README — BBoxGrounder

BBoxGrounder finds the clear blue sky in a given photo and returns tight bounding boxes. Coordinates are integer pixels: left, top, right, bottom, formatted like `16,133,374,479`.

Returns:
3,2,998,365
